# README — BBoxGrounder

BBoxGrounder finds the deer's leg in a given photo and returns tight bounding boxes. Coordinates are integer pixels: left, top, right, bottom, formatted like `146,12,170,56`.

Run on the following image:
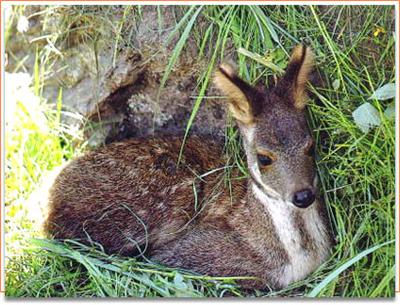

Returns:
150,226,271,289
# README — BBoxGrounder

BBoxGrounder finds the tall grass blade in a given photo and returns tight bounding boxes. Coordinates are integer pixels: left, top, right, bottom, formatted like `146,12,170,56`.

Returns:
307,240,394,297
369,264,395,297
249,6,279,45
238,47,284,73
157,6,203,102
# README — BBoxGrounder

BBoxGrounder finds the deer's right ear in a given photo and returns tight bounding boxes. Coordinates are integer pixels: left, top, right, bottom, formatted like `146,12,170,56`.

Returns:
214,64,258,125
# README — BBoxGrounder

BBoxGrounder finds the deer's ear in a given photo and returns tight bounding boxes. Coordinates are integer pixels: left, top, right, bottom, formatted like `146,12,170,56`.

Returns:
214,64,260,125
279,45,314,109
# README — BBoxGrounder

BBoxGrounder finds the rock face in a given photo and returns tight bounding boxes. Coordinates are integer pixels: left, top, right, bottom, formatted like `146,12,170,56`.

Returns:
6,6,228,147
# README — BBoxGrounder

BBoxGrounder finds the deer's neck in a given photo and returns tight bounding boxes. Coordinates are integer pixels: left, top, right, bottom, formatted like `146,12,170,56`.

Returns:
250,182,331,286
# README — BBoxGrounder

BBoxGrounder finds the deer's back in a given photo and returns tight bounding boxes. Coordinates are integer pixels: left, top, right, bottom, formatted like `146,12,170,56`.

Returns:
45,135,224,255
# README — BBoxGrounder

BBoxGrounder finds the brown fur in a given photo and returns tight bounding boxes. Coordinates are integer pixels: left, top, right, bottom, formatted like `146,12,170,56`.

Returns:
45,45,333,290
276,45,314,109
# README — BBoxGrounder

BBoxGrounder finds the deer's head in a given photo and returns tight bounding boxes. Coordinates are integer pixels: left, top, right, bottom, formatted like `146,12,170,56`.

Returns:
214,45,317,208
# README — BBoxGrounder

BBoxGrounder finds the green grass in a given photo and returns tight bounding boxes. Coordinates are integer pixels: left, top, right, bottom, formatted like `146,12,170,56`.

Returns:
5,5,396,297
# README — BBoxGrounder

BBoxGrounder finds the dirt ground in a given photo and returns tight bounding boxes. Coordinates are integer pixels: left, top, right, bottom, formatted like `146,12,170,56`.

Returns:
6,6,229,147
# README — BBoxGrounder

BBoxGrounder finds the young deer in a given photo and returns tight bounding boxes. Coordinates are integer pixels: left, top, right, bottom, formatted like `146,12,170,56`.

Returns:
45,45,333,290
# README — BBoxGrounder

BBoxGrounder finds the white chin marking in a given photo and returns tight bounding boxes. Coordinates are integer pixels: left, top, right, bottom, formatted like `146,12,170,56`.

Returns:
252,182,331,287
252,183,321,286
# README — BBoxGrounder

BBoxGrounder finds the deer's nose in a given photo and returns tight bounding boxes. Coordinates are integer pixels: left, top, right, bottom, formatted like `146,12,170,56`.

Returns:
292,189,315,208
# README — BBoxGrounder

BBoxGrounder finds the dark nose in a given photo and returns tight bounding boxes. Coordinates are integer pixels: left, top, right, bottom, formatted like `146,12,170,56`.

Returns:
292,189,315,208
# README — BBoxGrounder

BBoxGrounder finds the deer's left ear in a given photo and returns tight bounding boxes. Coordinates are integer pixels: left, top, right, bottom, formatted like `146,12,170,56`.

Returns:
278,45,314,109
214,63,263,125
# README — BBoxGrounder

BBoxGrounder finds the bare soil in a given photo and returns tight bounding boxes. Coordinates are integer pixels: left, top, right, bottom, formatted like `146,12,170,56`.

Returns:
6,6,228,147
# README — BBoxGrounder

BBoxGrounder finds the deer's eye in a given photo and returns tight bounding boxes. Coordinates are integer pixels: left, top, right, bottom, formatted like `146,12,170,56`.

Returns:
257,154,273,167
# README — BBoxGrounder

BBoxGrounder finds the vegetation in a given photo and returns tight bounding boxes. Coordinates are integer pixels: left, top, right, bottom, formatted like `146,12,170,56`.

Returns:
5,5,395,297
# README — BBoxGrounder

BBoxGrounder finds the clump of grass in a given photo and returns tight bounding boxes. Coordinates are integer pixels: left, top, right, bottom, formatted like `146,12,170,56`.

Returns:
5,4,396,298
6,239,247,297
4,71,87,287
5,6,86,290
